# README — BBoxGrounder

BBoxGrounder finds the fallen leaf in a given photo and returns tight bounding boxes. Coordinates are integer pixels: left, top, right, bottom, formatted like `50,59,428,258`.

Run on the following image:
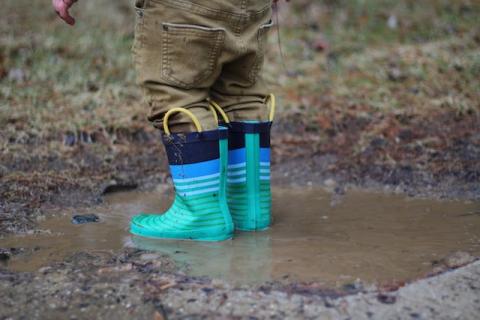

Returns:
153,311,165,320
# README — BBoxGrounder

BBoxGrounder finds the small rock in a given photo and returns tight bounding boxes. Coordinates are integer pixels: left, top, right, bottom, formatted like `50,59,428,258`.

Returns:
443,251,475,268
202,287,215,294
71,214,100,224
334,186,345,195
370,137,387,148
211,278,225,287
140,253,161,261
387,67,407,82
387,15,398,29
87,81,99,92
38,266,52,274
8,68,26,83
324,179,337,188
409,87,420,95
377,293,396,304
0,251,10,262
397,129,414,141
63,132,76,146
97,263,133,274
342,282,361,293
0,248,27,262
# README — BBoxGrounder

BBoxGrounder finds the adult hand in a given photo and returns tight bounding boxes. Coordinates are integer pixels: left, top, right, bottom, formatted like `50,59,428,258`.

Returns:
52,0,78,26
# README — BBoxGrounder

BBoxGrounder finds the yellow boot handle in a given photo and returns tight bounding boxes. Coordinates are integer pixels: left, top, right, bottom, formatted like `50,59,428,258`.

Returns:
208,104,219,123
208,99,231,123
267,93,276,122
163,108,203,135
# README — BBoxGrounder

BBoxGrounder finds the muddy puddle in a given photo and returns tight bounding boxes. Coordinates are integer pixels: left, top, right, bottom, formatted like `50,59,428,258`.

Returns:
1,187,479,286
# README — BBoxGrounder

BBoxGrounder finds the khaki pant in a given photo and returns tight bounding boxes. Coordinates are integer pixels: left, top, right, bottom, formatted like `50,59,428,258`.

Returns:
132,0,273,132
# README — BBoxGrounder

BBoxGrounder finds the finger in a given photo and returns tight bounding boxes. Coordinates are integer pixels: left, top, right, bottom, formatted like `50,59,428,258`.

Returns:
62,0,77,25
64,13,76,26
58,8,76,25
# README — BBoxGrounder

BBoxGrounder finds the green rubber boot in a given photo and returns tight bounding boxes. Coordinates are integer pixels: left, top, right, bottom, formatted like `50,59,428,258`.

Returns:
227,121,272,231
130,110,233,241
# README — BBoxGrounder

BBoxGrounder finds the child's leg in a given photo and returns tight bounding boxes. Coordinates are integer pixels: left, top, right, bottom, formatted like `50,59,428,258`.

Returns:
131,0,276,240
130,0,274,239
133,0,229,132
209,10,274,122
206,5,274,231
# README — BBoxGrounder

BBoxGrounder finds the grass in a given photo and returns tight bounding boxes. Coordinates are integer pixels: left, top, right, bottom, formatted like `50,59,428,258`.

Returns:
0,0,142,138
0,0,479,140
268,1,480,119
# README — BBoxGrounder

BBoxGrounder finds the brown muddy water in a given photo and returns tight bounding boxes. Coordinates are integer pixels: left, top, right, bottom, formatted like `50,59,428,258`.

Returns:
1,187,479,286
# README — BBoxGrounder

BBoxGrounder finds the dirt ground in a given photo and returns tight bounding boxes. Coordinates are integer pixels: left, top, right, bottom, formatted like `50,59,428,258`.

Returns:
1,0,480,319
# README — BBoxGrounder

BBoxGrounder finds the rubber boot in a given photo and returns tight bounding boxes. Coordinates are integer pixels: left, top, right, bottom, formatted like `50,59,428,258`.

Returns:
130,109,233,241
227,121,272,231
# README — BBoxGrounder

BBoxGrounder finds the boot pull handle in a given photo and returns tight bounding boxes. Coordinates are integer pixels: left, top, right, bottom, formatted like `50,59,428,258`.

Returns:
267,93,276,122
163,108,203,135
208,104,219,124
208,100,231,123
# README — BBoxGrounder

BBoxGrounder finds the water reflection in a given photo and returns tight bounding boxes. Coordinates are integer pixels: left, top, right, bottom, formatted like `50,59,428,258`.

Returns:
1,187,479,286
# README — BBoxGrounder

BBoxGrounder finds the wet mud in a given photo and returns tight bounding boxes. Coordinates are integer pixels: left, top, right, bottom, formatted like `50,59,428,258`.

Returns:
2,187,479,287
1,118,479,318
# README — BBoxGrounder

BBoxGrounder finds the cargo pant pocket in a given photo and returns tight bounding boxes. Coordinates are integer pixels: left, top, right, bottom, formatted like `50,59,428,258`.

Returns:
248,20,274,84
161,23,226,89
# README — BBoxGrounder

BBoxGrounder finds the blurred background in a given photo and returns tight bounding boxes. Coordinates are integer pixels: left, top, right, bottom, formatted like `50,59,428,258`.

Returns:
2,0,479,129
1,0,479,195
1,2,480,317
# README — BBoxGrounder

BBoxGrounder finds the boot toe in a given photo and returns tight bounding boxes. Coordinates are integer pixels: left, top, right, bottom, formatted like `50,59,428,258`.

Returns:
130,213,168,235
